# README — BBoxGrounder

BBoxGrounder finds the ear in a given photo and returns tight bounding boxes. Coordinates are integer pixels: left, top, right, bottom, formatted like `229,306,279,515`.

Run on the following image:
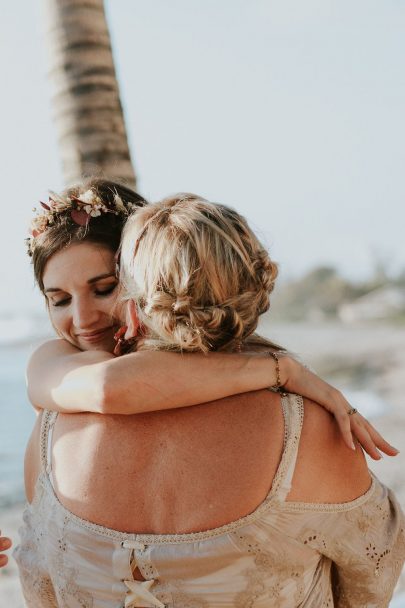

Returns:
125,300,140,339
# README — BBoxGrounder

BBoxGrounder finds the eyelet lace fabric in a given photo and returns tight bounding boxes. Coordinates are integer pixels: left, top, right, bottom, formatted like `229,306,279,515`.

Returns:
13,394,405,607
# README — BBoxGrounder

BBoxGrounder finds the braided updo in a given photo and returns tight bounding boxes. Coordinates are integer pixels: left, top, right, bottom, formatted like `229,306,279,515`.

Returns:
120,194,278,353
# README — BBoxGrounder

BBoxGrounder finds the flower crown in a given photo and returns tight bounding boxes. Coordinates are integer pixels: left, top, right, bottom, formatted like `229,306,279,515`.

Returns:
26,188,136,256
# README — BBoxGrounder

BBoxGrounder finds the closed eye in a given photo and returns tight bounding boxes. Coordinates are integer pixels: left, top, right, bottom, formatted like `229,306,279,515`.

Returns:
94,284,118,297
52,296,71,307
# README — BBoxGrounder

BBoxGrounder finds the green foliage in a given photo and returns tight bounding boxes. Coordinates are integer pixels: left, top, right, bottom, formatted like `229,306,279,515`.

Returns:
270,265,405,322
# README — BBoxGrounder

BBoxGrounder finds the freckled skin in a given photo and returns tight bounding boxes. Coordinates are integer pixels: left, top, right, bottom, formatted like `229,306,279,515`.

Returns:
50,390,285,534
26,390,371,537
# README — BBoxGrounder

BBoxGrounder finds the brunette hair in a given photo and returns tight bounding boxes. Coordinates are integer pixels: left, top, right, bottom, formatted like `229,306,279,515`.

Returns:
120,193,281,353
30,178,147,292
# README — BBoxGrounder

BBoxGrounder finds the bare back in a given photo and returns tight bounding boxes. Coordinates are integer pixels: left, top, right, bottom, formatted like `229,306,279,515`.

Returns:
48,390,284,533
25,390,370,535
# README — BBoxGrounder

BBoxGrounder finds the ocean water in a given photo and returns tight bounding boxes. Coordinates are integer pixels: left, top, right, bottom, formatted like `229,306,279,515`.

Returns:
0,346,36,509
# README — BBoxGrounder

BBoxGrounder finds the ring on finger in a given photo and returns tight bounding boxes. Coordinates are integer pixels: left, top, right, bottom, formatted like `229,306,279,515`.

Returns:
347,407,358,416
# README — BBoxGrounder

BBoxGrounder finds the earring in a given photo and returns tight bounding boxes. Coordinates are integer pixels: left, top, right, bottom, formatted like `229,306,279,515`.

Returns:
113,326,137,356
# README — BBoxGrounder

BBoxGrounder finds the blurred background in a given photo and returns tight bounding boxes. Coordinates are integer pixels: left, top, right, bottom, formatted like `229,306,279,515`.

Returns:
0,1,404,604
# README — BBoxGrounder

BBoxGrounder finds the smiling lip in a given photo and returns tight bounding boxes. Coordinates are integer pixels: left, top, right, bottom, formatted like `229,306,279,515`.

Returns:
77,327,114,343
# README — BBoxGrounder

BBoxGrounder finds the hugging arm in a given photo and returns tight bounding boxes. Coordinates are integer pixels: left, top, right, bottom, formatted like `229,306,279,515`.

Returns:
27,339,398,459
27,339,287,415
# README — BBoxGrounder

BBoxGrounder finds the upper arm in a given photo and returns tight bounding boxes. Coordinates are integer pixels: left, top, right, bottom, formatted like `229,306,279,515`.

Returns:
287,398,371,503
27,339,77,408
24,412,43,503
26,339,113,412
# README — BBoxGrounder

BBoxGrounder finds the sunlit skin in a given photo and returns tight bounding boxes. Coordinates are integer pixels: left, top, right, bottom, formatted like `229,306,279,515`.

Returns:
42,242,120,353
33,241,398,461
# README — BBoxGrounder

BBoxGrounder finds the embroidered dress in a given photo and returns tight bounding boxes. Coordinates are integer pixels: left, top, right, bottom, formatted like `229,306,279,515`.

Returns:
14,394,405,607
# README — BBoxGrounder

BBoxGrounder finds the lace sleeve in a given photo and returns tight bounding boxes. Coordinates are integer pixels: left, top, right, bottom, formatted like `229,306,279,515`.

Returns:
317,480,405,607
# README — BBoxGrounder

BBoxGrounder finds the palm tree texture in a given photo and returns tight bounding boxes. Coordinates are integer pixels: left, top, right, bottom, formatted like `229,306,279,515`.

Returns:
45,0,136,187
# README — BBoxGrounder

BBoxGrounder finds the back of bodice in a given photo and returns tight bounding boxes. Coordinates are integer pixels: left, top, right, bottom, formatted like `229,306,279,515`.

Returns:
14,393,403,607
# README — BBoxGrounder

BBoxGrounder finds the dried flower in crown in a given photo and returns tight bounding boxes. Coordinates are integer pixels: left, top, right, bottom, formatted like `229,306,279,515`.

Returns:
26,187,135,256
30,213,50,238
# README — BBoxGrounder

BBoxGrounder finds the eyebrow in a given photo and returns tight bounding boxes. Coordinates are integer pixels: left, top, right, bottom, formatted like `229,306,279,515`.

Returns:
87,272,117,285
44,273,117,294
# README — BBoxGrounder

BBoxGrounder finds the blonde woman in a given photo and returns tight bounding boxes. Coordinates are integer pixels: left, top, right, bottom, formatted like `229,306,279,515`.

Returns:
15,193,404,607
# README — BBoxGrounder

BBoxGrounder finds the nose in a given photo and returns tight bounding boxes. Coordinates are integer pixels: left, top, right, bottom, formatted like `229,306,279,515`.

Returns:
72,296,100,330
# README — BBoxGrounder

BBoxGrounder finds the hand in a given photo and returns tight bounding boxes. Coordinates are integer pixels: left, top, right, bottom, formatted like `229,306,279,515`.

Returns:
0,533,12,568
279,356,399,460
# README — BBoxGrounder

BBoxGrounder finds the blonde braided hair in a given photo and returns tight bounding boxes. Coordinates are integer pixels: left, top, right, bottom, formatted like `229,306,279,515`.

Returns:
120,194,279,353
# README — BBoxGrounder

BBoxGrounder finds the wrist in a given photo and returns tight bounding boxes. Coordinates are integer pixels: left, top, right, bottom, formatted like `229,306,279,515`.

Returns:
277,354,293,387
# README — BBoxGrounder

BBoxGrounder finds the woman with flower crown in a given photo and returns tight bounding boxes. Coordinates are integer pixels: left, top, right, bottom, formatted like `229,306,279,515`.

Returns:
14,189,404,607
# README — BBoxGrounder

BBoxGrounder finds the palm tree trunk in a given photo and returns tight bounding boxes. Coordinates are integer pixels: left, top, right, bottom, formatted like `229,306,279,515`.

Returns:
44,0,136,188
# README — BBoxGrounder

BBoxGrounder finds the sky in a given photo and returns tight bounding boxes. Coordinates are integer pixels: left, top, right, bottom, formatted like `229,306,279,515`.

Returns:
1,0,405,315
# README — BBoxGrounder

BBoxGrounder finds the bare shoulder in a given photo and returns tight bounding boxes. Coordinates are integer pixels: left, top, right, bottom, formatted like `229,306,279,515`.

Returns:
26,340,79,403
27,338,111,377
287,398,371,504
32,338,77,356
28,339,78,368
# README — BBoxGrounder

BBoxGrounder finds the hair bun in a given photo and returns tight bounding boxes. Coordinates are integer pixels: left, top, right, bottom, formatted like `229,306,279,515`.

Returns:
120,195,279,353
172,295,192,314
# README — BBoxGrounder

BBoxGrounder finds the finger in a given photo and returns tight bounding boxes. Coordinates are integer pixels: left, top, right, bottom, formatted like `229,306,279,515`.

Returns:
351,423,382,460
352,414,399,456
0,554,8,567
0,537,12,551
365,424,399,456
334,410,356,451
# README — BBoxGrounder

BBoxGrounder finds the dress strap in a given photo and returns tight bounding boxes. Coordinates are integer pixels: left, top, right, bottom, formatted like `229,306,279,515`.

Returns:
39,410,58,487
268,393,304,502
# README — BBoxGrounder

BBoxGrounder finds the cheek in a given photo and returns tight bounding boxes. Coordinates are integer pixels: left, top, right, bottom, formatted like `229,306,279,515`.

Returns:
102,292,122,321
47,307,69,338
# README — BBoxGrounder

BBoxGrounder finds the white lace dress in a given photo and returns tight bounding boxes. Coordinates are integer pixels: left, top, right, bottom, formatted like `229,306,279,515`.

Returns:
14,394,405,607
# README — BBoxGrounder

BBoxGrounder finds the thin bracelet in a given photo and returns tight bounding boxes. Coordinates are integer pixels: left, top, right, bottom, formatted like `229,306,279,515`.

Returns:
268,351,287,395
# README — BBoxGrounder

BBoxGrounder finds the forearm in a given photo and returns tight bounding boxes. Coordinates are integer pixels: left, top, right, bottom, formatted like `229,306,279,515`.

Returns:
28,342,278,414
101,350,278,414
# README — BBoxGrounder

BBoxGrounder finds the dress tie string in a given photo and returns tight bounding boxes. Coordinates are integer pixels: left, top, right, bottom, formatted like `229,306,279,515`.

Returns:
123,579,165,608
122,540,147,551
121,540,164,608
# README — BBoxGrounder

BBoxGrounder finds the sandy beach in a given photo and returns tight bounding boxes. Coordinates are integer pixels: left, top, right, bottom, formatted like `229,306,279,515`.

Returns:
1,321,404,606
